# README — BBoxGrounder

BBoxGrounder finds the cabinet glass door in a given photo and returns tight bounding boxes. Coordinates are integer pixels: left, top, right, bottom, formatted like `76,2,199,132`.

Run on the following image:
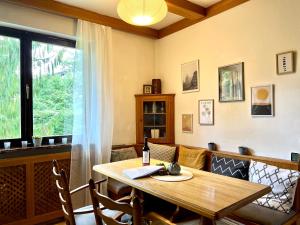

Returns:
143,101,166,139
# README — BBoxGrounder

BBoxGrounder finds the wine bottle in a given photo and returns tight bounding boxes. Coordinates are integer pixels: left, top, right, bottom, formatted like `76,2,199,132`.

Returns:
142,137,150,166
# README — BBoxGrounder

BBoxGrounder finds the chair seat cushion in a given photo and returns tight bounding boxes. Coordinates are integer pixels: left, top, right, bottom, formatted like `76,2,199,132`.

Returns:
108,178,132,195
231,203,297,225
74,205,96,225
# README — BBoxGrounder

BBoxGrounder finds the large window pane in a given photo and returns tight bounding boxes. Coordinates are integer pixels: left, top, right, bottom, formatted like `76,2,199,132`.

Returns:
0,35,21,139
32,41,75,137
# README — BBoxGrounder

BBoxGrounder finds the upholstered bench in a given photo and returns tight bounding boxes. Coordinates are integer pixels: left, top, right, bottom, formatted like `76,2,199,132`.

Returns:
108,144,300,225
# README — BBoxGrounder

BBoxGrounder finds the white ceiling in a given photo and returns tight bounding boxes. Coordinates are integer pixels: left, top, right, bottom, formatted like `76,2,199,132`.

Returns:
55,0,221,29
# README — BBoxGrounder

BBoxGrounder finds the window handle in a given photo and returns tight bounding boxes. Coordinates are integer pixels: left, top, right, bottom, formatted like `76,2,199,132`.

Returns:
26,84,30,100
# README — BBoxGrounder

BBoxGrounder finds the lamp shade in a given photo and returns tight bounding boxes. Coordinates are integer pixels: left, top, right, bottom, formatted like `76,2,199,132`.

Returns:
117,0,168,26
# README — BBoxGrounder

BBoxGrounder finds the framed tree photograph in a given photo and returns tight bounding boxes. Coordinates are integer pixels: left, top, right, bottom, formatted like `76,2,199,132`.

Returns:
219,62,244,102
181,60,199,93
251,85,274,117
199,100,214,125
182,114,193,133
276,51,296,75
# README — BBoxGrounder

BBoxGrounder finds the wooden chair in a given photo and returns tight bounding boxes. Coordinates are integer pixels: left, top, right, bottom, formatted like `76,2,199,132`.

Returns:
89,178,142,225
52,160,106,225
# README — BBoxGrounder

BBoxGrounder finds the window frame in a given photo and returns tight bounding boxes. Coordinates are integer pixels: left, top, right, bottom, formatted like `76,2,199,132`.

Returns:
0,26,76,148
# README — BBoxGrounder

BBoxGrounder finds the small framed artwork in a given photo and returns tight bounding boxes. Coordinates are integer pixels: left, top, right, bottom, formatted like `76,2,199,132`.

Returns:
219,62,244,102
199,99,214,125
181,60,199,93
276,51,296,75
143,85,152,94
182,114,193,133
251,85,274,117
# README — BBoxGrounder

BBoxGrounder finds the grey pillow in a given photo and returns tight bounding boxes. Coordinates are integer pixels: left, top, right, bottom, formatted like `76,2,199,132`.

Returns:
148,142,176,162
111,147,137,162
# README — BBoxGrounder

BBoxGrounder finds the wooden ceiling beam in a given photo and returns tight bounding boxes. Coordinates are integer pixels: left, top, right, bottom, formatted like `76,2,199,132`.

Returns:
159,0,250,38
165,0,206,20
4,0,159,39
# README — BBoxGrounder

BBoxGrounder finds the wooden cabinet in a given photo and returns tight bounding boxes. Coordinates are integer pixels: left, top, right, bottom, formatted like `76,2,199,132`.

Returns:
135,94,175,144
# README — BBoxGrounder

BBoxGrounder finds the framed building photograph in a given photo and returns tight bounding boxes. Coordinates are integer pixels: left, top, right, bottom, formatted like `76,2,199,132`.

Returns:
276,51,296,75
251,85,274,117
219,62,244,102
181,60,199,93
199,99,214,125
143,85,152,94
182,114,193,133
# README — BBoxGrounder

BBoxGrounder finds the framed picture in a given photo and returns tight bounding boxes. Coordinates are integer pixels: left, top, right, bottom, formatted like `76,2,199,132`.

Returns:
219,62,244,102
143,85,152,94
182,114,193,133
276,51,296,75
199,100,214,125
251,85,274,117
181,60,199,93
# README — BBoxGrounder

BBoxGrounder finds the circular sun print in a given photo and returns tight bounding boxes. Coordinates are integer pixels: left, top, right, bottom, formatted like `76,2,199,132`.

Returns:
256,88,269,100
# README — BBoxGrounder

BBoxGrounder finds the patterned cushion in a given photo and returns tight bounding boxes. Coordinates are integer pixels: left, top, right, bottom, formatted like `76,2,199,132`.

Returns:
178,145,206,169
249,160,300,213
148,142,176,163
211,155,250,180
111,147,137,162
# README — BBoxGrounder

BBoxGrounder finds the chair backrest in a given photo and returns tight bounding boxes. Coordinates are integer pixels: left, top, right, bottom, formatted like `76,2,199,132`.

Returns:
52,160,76,225
89,179,142,225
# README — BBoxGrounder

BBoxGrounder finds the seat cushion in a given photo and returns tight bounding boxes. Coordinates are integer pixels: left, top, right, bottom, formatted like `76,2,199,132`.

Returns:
211,155,250,180
249,160,300,213
74,205,96,225
178,145,206,169
111,147,137,162
231,203,297,225
107,178,132,195
148,142,176,162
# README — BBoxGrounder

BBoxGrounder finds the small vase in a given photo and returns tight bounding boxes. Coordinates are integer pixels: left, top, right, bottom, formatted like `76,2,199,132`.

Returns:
33,138,42,147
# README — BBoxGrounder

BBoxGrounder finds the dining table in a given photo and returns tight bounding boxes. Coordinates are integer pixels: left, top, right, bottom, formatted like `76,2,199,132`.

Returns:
93,158,271,225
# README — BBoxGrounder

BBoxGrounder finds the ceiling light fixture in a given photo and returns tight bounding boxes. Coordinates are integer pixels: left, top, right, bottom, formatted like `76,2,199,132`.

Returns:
117,0,168,26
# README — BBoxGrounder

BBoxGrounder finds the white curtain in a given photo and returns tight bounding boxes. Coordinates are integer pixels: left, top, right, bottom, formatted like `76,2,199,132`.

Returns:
70,19,113,208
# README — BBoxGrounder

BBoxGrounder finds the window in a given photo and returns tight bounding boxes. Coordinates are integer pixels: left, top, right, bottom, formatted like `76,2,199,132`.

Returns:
0,27,76,147
0,35,21,140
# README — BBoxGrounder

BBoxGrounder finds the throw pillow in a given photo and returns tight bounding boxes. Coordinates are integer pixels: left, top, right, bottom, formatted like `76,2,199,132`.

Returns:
249,160,300,213
211,155,250,180
111,147,137,162
148,142,176,162
178,145,206,169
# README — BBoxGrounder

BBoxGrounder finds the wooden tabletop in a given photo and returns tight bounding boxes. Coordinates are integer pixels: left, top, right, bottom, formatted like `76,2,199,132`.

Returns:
93,158,271,220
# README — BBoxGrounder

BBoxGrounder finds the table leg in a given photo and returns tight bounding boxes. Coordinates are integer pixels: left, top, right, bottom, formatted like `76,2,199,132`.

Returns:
201,217,216,225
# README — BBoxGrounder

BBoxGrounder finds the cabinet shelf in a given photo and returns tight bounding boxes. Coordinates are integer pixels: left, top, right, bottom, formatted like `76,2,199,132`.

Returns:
144,125,166,128
144,113,166,115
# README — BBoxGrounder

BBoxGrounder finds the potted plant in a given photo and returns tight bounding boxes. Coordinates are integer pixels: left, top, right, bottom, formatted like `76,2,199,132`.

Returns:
32,136,43,147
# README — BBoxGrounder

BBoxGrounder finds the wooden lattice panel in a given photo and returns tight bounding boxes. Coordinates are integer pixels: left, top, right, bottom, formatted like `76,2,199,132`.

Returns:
0,165,26,223
34,159,70,216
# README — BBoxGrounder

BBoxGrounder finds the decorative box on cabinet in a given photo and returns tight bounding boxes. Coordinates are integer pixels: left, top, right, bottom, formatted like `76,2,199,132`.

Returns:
135,94,175,144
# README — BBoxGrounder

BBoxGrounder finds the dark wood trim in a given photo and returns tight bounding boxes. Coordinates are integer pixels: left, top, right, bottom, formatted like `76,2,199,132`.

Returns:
4,0,159,39
166,0,206,20
159,0,250,38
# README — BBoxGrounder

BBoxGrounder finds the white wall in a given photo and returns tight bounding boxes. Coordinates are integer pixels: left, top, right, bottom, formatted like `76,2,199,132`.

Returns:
0,1,155,145
154,0,300,159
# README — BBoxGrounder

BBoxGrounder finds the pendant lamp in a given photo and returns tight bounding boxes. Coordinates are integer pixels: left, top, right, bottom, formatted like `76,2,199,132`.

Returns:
117,0,168,26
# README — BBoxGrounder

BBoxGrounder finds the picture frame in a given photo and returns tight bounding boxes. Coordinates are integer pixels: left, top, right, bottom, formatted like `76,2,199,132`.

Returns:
219,62,244,102
276,51,296,75
181,60,199,93
251,84,274,117
182,114,193,133
198,99,214,125
143,85,152,94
